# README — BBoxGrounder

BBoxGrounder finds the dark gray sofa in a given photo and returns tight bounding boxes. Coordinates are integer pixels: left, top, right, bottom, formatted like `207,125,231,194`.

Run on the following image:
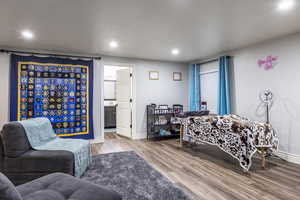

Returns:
0,122,74,185
0,172,122,200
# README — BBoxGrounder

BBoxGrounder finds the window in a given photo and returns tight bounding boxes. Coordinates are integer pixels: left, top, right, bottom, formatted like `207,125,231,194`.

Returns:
200,62,218,113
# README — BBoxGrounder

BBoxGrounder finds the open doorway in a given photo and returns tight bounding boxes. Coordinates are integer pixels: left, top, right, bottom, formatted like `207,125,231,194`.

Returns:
103,64,135,139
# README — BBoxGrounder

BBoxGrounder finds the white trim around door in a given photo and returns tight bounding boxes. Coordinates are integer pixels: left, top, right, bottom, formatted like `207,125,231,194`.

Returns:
101,62,137,141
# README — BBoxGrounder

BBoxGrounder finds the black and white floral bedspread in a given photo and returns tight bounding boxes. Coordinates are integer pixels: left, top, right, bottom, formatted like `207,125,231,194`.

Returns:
182,114,279,171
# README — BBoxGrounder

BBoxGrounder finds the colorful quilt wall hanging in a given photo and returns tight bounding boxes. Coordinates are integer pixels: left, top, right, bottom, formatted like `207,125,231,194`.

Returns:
10,54,94,139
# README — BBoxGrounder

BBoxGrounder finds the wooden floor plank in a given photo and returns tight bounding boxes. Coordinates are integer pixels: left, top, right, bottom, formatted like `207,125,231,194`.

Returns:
91,133,300,200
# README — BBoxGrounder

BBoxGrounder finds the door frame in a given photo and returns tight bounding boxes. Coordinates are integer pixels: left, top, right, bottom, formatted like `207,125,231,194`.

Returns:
101,62,137,141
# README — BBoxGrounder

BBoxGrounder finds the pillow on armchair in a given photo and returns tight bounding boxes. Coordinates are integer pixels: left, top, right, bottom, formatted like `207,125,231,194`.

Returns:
0,172,23,200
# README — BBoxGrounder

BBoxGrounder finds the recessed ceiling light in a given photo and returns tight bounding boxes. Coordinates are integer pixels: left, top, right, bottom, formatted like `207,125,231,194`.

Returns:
171,48,180,55
21,30,34,40
109,41,118,48
277,0,295,11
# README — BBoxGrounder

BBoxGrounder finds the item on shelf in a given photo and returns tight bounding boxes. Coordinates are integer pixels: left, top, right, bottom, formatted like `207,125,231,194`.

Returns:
201,101,208,110
159,129,171,136
172,127,180,133
154,116,168,125
154,107,173,115
173,104,183,114
170,117,181,124
150,103,156,107
158,104,168,109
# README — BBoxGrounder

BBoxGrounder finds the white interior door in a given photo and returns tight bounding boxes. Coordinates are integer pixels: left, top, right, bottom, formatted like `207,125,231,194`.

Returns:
116,68,132,138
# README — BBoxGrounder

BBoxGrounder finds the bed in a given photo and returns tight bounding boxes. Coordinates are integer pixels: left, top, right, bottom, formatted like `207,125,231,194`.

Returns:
179,114,279,171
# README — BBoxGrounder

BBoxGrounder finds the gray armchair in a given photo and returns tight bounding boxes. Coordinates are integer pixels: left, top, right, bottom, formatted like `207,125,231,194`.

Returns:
0,122,74,185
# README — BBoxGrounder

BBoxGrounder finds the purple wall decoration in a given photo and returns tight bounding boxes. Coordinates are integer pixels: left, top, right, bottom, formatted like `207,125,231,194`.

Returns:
258,56,278,70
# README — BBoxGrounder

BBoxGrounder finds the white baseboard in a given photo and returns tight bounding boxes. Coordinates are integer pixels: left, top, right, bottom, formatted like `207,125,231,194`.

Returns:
275,151,300,165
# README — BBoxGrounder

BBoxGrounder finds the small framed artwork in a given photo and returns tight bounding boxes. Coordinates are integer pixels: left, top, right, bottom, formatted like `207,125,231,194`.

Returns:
173,72,182,81
149,71,159,80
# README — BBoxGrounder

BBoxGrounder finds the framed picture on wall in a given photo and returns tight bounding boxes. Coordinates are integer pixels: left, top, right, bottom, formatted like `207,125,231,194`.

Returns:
173,72,182,81
149,71,159,80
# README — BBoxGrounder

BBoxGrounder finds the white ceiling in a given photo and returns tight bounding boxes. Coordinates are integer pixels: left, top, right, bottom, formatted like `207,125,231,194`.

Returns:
0,0,300,62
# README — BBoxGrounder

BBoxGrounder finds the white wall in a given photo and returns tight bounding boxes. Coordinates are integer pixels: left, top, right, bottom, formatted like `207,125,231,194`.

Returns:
228,32,300,158
101,56,189,139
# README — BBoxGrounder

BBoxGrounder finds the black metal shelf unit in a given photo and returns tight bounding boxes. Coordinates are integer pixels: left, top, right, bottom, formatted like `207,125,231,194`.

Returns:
146,104,183,140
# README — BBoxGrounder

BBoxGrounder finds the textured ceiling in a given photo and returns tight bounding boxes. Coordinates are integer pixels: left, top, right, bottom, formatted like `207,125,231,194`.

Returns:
0,0,300,62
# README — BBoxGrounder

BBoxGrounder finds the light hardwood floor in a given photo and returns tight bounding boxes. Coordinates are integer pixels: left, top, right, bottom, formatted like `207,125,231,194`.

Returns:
92,133,300,200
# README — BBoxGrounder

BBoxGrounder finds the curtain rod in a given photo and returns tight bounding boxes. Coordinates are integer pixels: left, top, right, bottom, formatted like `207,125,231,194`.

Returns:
0,49,102,60
193,57,219,65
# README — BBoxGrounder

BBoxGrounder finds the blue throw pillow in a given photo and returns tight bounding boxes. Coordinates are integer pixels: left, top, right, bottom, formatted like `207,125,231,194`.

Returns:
0,173,22,200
